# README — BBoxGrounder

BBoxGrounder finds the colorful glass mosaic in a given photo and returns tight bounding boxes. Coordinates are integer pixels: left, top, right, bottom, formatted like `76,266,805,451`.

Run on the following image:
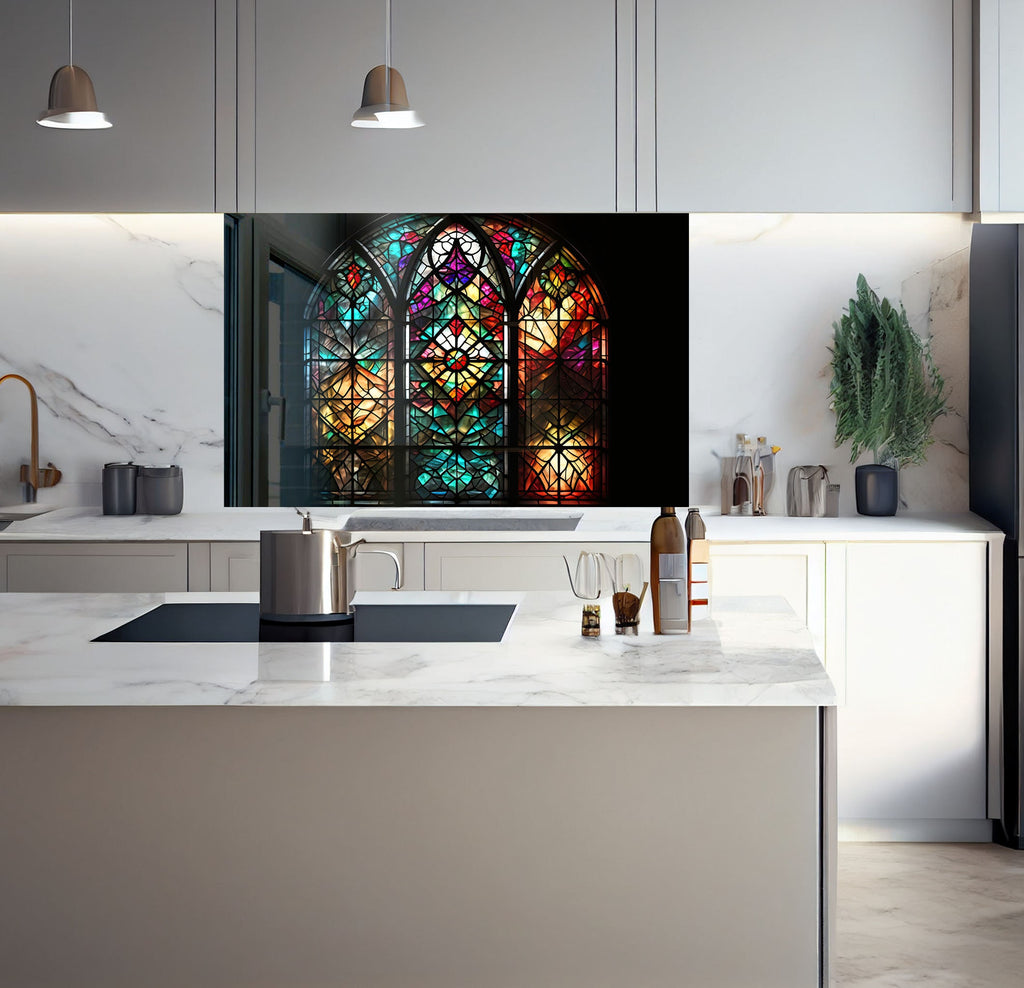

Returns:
518,249,608,503
309,246,394,501
307,216,608,504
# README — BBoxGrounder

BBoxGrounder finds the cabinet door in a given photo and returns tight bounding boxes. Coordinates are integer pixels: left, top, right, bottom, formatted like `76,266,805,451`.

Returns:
210,543,261,592
0,0,215,210
838,541,988,838
708,543,825,658
249,0,616,212
657,0,971,211
424,542,648,591
1,543,188,592
979,0,1024,210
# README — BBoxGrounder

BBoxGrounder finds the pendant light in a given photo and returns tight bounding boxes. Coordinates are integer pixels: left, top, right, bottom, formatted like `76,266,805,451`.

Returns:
351,0,423,129
37,0,112,129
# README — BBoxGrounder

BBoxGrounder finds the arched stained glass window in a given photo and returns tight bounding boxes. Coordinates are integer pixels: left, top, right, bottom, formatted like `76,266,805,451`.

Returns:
306,214,609,505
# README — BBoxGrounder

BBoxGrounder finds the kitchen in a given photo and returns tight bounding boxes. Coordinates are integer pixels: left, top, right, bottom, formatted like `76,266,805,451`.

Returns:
0,2,1021,987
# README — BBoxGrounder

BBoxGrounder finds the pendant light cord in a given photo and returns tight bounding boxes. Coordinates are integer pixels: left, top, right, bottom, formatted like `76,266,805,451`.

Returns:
69,0,74,66
384,0,391,107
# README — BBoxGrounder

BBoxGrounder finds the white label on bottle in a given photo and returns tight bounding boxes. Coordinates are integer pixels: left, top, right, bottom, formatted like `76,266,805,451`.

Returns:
658,552,687,581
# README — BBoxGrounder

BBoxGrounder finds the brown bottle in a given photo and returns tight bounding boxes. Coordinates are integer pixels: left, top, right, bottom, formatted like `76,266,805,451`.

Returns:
651,506,687,634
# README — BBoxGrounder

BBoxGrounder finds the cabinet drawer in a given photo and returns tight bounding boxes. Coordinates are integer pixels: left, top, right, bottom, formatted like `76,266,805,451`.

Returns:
424,542,648,592
2,543,188,593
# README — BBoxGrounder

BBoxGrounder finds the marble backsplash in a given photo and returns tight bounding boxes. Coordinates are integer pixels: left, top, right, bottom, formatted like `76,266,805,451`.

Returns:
688,214,974,515
0,214,224,510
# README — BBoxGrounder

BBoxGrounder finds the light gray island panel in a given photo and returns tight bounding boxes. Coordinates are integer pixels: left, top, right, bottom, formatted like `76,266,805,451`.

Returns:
0,704,830,988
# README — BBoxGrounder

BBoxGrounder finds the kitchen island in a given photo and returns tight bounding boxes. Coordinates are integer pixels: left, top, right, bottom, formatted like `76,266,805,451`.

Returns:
0,591,836,988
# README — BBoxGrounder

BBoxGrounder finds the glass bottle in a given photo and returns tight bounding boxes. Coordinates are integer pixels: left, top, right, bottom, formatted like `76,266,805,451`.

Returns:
651,506,687,634
732,434,753,516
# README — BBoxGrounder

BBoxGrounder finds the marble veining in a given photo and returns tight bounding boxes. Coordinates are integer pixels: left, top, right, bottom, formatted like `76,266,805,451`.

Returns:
0,214,224,510
0,591,835,708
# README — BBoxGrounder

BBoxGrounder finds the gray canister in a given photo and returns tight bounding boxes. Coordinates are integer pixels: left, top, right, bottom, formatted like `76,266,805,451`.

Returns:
136,465,184,515
102,462,137,515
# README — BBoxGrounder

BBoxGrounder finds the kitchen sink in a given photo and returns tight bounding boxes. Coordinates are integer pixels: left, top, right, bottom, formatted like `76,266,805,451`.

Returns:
342,509,582,532
0,503,57,522
93,601,517,644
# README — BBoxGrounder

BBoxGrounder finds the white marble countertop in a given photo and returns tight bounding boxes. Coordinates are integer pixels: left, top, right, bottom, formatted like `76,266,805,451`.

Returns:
0,590,835,708
0,505,1004,544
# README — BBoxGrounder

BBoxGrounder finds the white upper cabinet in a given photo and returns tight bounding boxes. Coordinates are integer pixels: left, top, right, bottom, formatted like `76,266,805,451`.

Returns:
655,0,972,212
0,0,216,212
245,0,618,213
977,0,1024,212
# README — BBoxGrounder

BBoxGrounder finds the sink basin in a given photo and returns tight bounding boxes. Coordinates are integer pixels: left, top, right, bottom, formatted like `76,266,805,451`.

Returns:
0,504,57,522
342,509,582,532
93,601,516,644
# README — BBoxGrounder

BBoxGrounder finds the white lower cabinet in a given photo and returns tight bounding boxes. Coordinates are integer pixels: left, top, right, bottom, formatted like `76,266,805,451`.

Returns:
835,541,990,841
708,542,825,658
0,543,188,593
208,543,260,592
423,542,649,591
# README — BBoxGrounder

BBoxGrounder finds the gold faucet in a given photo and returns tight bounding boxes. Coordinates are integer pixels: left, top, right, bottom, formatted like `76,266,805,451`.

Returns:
0,374,61,503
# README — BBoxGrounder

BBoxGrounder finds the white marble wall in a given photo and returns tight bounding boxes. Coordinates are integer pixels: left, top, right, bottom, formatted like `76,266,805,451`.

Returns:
689,214,974,515
0,215,224,510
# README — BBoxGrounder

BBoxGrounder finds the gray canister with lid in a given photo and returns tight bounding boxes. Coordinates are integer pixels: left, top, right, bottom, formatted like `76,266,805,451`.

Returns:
136,465,183,515
102,462,137,515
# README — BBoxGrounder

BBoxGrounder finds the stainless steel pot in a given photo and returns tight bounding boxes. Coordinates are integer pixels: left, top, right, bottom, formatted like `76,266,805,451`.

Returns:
259,510,401,620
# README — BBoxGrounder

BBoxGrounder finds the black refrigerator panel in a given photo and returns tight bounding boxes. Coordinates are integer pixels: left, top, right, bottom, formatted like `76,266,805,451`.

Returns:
969,223,1021,540
996,546,1023,848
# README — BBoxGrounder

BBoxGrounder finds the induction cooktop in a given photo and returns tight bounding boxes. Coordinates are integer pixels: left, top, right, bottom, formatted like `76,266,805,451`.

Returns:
93,602,516,644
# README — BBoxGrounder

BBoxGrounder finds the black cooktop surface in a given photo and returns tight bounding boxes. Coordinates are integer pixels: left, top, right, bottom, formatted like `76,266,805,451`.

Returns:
92,602,516,644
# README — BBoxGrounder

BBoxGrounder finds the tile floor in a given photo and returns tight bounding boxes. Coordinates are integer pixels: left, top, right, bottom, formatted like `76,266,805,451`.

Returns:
836,842,1024,986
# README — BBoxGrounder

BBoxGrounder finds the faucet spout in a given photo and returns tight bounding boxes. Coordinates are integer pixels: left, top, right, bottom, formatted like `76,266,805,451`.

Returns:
0,373,44,503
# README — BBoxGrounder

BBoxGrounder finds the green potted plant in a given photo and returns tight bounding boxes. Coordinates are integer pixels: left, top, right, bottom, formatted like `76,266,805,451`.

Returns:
828,274,947,515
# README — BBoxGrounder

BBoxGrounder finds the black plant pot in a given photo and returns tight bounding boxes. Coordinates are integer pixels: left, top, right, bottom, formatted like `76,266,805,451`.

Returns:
855,464,898,516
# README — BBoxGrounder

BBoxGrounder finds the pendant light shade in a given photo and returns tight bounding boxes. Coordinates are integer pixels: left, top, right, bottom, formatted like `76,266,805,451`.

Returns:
37,0,111,130
37,65,111,129
351,65,424,129
351,0,423,129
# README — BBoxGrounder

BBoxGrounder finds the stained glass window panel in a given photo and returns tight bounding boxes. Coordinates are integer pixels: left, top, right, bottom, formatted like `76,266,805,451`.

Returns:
406,223,508,502
309,247,394,502
517,248,608,504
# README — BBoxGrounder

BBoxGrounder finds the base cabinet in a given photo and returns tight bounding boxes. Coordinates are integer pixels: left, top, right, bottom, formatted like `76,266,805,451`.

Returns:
708,542,825,657
424,542,649,591
0,543,188,593
836,541,990,841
